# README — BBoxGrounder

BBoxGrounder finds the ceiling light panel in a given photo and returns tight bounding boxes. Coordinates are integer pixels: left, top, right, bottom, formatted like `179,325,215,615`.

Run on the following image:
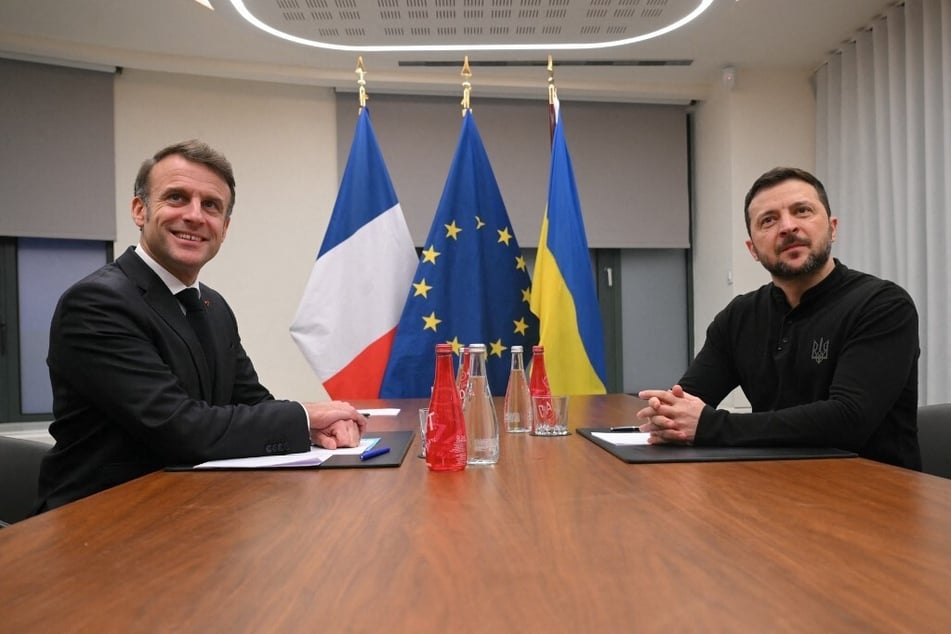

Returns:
231,0,714,51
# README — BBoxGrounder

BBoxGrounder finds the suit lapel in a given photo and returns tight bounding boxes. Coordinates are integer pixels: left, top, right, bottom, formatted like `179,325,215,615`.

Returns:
116,248,215,400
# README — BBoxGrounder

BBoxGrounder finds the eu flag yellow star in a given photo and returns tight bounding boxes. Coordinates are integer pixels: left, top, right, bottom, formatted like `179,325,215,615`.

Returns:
513,317,529,335
489,339,507,358
445,220,462,240
421,245,440,264
413,278,433,298
422,311,442,332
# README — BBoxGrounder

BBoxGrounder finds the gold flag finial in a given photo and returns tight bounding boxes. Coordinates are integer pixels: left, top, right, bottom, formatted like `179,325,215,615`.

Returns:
356,56,368,113
460,56,473,116
547,55,558,143
547,54,557,105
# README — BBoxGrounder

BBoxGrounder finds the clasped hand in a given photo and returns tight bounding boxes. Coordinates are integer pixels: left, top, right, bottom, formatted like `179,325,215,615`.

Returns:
635,384,704,445
305,401,368,449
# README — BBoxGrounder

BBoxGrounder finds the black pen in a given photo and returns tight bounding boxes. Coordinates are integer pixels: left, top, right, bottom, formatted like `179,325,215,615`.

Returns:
609,425,645,432
360,446,390,461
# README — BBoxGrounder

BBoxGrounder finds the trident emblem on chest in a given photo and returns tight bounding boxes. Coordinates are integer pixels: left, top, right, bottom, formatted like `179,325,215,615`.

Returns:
811,338,830,364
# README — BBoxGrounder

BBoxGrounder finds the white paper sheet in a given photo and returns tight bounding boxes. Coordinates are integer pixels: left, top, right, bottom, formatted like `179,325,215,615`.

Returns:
591,431,651,446
192,437,381,469
360,408,401,416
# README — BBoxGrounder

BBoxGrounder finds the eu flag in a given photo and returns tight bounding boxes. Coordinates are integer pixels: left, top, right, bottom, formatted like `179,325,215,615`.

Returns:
380,111,539,398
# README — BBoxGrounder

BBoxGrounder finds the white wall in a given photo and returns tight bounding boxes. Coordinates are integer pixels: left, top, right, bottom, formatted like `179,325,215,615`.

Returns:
691,76,736,352
691,68,816,407
114,70,337,401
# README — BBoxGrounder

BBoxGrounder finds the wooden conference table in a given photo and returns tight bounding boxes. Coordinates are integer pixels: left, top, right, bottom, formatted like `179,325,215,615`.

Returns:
2,394,951,632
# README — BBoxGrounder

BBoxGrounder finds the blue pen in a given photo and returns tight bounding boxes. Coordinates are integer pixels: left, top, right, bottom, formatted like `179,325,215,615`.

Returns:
360,446,391,461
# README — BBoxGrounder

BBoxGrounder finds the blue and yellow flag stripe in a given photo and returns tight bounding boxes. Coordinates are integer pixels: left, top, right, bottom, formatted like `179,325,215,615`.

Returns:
530,111,607,395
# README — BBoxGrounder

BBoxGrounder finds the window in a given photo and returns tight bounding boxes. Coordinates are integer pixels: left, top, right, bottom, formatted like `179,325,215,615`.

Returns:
0,238,111,423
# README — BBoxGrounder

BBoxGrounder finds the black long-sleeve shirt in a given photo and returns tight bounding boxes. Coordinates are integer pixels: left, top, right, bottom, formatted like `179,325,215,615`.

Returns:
682,260,920,469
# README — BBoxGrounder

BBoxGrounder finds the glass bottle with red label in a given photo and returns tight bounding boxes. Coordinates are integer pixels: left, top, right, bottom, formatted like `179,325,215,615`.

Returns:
426,343,467,471
529,345,554,432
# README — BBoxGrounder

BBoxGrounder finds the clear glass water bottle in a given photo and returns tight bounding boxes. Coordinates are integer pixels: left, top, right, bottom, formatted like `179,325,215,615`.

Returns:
503,345,532,433
462,343,500,465
427,343,467,471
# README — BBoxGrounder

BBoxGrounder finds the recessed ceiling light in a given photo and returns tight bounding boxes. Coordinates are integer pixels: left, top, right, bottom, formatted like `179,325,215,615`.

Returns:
228,0,715,53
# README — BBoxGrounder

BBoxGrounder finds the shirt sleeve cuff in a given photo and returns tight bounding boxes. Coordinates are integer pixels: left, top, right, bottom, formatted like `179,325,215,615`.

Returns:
298,402,310,435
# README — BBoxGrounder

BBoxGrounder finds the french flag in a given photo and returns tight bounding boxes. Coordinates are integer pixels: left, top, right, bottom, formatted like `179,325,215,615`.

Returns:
291,108,417,398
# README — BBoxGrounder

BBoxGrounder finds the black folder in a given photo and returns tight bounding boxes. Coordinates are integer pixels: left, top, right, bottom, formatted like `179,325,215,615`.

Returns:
577,428,857,464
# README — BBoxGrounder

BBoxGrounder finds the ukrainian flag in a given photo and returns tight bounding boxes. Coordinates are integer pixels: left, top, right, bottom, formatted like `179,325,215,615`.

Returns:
530,105,607,395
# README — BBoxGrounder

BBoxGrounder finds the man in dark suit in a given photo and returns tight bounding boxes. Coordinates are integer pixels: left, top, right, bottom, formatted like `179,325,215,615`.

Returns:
36,140,367,511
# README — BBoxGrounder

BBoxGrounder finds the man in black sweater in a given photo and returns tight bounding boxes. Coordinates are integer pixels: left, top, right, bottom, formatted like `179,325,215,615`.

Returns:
637,167,920,469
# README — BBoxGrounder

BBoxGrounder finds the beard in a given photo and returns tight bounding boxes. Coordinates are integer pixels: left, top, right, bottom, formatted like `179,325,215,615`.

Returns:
756,225,834,280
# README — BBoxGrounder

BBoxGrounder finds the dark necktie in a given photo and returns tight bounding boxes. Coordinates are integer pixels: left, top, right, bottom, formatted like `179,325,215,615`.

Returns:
176,288,216,380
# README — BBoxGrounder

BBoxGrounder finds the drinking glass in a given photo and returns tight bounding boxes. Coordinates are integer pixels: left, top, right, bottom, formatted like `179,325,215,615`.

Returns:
531,395,570,436
418,407,429,458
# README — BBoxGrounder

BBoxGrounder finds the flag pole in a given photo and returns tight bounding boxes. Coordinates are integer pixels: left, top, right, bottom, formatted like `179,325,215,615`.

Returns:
356,56,368,114
547,55,557,144
460,56,472,117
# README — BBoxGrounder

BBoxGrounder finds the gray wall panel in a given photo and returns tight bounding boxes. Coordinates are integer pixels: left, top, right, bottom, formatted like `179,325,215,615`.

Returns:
0,58,115,240
620,249,689,393
336,93,689,249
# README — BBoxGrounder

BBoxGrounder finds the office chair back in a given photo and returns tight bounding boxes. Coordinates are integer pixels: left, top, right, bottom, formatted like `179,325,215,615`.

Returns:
0,435,49,526
918,404,951,479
